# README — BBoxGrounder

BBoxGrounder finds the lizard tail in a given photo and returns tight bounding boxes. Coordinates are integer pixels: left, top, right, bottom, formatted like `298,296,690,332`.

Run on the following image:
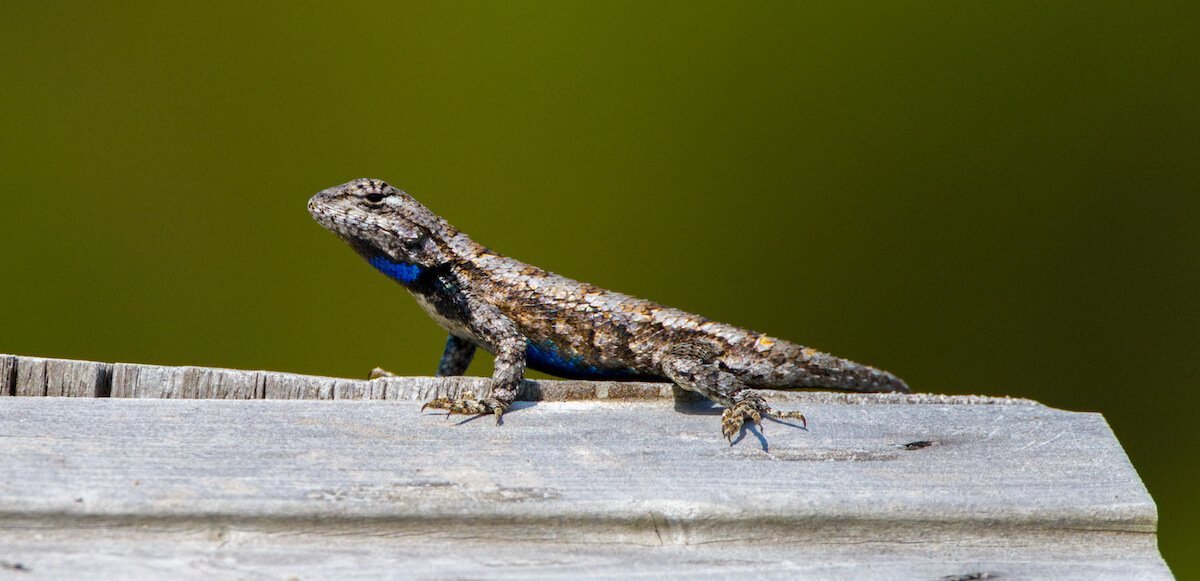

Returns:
756,341,911,393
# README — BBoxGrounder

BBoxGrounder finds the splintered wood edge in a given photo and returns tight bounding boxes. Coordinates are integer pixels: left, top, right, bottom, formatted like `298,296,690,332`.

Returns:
0,354,1040,406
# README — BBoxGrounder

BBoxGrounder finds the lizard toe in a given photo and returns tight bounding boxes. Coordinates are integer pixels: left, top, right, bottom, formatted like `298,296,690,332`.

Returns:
721,394,807,443
421,396,508,420
721,407,746,443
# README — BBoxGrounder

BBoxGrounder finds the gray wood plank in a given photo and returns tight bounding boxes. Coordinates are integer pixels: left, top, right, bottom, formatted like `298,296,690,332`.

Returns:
13,355,49,396
10,353,1015,403
7,355,113,397
0,523,1169,580
0,353,1170,577
110,363,262,399
261,371,336,399
2,353,684,401
45,358,111,397
10,355,110,397
0,396,1169,579
0,354,13,396
3,396,1151,529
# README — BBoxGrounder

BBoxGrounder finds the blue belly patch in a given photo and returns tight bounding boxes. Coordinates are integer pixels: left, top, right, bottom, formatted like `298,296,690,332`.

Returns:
368,255,423,285
525,341,646,380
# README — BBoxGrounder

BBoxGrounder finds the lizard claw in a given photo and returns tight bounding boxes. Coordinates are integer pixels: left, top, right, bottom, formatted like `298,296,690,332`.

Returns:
421,397,508,422
721,393,806,443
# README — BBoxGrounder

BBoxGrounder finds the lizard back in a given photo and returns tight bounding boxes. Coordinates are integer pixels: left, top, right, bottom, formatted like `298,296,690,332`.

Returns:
463,251,908,392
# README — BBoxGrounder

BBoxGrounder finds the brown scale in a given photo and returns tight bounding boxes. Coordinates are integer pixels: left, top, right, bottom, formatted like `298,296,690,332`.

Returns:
309,178,909,442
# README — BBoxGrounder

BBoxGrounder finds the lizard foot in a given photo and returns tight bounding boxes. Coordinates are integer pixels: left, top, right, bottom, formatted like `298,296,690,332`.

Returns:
421,397,507,423
721,393,807,443
369,367,398,380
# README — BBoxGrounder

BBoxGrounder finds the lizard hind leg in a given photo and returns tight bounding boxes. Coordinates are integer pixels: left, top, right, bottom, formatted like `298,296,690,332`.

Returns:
436,335,477,377
661,343,806,442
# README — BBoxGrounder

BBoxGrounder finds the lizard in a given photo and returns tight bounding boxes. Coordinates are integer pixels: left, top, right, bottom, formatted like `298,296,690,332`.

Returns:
308,178,909,441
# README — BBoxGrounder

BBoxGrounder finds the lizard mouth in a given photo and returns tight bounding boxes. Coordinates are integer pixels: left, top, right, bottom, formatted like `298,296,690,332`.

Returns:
307,196,355,241
307,196,408,261
308,194,355,232
307,194,330,219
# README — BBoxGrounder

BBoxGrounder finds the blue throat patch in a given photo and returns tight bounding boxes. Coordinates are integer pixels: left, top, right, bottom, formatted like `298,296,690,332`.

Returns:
368,255,423,285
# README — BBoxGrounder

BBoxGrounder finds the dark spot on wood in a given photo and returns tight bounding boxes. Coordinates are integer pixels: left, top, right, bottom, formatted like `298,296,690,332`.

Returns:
0,560,30,573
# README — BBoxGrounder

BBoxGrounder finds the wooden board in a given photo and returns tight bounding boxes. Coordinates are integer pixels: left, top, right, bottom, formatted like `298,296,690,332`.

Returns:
0,390,1170,579
8,355,111,398
0,354,1028,404
0,354,13,396
1,353,682,401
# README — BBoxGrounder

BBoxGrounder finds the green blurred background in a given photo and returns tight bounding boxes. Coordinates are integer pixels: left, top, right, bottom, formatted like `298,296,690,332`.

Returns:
2,1,1196,573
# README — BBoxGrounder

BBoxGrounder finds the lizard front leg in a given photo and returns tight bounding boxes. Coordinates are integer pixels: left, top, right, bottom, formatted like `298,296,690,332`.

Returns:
436,335,477,376
661,343,806,442
422,302,526,423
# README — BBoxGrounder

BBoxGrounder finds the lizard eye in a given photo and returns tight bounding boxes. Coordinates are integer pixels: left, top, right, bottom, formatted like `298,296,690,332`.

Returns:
364,193,387,204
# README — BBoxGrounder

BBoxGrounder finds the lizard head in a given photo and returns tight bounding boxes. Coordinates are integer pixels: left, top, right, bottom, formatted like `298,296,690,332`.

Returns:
309,178,452,269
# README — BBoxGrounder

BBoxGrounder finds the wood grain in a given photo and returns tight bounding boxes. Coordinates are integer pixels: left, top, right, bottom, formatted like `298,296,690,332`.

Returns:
0,354,1170,578
0,395,1170,579
0,354,13,396
110,363,262,399
10,356,109,397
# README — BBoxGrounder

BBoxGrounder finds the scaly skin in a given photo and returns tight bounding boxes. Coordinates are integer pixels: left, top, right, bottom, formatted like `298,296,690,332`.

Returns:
309,178,908,442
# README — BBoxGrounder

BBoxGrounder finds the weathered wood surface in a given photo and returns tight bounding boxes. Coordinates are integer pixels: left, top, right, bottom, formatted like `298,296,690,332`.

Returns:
2,355,111,398
0,354,13,396
0,358,1171,580
2,353,1031,405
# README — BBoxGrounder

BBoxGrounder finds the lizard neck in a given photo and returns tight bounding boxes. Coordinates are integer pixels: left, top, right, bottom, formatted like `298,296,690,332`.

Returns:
351,226,482,288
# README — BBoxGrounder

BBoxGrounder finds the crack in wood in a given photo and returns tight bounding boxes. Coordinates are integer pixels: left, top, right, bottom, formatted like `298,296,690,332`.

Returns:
2,355,16,397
